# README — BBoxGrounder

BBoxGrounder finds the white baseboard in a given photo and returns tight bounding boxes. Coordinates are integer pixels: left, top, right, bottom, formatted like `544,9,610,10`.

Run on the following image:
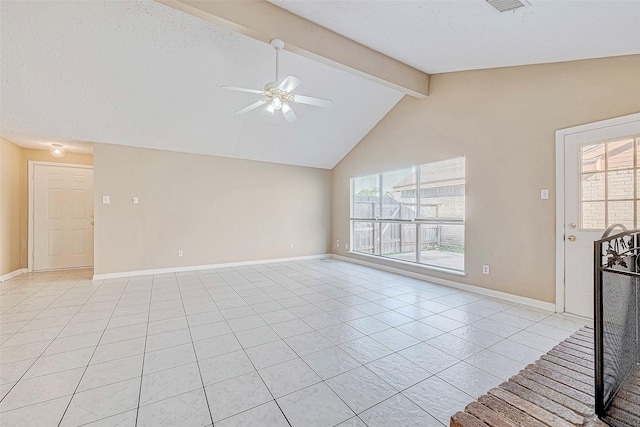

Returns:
331,254,556,312
92,254,331,281
0,268,27,282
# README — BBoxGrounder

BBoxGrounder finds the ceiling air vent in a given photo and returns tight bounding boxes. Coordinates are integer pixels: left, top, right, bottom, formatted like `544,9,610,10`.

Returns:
486,0,529,13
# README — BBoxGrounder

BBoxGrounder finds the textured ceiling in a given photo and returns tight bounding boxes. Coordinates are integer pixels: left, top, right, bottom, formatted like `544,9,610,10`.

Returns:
4,1,637,168
270,0,640,74
0,1,403,169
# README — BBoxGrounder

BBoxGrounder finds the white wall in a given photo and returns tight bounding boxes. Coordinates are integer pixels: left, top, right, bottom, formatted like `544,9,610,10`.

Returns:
93,143,332,275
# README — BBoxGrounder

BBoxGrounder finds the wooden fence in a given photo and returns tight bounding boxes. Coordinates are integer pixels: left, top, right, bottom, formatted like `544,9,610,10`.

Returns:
352,222,440,255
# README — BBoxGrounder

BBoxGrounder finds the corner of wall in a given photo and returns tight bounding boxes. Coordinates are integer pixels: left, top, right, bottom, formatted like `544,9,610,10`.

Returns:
0,138,24,276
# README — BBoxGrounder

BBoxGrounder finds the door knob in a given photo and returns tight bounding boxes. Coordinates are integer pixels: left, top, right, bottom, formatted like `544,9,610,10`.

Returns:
567,235,577,242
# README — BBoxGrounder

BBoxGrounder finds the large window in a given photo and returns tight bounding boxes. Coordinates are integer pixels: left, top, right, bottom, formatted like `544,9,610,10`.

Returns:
350,157,465,272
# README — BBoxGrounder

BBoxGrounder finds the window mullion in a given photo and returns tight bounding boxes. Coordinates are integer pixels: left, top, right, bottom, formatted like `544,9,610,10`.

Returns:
416,166,421,264
378,174,382,255
604,144,609,228
378,173,382,220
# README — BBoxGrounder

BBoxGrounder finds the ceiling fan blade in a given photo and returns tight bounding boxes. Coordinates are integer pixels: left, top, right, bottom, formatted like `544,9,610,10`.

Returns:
278,75,302,93
235,99,267,115
222,86,265,95
282,103,297,123
293,94,333,108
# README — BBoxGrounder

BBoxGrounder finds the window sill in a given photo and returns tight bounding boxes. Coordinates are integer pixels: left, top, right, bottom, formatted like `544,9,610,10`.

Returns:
346,251,466,277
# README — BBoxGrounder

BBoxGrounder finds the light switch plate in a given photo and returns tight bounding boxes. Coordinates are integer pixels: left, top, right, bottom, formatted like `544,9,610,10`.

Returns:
540,189,549,200
102,195,110,204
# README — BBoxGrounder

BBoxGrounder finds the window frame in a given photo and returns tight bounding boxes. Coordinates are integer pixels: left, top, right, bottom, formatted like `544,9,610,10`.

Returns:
579,137,640,231
349,157,465,273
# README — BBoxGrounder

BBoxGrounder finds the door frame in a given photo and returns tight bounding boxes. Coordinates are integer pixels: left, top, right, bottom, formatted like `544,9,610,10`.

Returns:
28,161,94,272
555,112,640,313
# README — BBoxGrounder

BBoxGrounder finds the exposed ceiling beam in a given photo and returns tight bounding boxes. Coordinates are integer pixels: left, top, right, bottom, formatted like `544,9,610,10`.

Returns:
157,0,429,98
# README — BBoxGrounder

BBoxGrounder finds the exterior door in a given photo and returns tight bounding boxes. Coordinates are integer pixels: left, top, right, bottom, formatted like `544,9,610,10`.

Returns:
563,118,640,317
33,164,94,270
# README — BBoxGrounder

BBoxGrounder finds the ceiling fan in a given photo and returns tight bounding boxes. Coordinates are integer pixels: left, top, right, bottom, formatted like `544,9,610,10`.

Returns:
222,39,333,123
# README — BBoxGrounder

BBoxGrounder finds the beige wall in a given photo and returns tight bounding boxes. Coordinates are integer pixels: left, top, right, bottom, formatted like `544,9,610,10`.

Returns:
93,143,332,275
19,148,93,268
0,138,22,276
332,55,640,303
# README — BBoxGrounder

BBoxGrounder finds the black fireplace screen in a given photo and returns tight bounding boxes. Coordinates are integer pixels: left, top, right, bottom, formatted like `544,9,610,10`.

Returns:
595,227,639,426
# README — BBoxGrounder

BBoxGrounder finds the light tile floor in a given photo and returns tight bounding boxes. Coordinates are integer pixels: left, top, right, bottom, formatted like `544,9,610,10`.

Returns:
0,259,590,426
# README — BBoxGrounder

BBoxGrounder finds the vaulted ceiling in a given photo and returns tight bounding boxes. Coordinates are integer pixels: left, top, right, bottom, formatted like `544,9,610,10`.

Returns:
1,1,637,169
271,0,640,74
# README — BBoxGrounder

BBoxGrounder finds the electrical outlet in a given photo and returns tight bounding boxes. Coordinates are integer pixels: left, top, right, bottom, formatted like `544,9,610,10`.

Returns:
482,264,490,275
336,239,340,248
345,243,349,250
102,195,110,204
290,243,294,250
132,196,139,204
178,250,183,257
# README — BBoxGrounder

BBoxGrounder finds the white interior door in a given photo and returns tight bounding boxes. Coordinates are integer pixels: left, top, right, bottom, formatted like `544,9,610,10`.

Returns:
33,164,94,270
563,118,640,318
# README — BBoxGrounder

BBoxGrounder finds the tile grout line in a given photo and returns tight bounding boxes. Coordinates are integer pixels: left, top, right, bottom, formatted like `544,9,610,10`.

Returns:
290,263,418,423
0,271,70,316
196,267,296,426
57,276,135,427
238,263,349,427
0,272,92,347
214,265,392,425
0,260,586,426
201,269,292,425
0,271,102,409
130,276,154,427
174,272,216,426
208,262,559,424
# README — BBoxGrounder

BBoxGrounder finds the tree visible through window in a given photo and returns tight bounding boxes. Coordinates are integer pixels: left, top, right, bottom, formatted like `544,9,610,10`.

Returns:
350,157,465,272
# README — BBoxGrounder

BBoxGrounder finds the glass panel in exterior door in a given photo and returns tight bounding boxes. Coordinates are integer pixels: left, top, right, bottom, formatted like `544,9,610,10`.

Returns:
579,137,639,230
607,169,634,199
581,144,605,172
582,202,606,230
606,139,634,170
581,173,605,201
608,201,634,228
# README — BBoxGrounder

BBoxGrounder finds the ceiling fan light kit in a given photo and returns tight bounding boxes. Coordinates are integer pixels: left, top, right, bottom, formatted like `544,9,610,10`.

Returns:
222,39,333,123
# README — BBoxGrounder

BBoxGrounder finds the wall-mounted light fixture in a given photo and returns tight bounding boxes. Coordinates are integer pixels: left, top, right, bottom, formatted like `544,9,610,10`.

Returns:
49,143,65,158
